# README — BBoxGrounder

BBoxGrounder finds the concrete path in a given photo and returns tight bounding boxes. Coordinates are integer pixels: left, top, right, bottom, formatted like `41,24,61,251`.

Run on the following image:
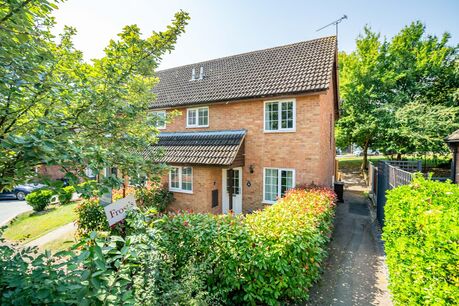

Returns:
25,222,76,247
0,199,32,227
307,191,392,306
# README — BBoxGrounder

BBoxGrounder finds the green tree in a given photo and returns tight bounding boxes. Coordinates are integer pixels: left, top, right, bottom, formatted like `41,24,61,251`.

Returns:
337,27,386,170
0,0,189,192
380,21,459,157
338,22,458,170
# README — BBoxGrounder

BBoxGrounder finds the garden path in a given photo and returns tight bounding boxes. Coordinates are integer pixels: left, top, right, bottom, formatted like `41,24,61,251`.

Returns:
307,191,392,306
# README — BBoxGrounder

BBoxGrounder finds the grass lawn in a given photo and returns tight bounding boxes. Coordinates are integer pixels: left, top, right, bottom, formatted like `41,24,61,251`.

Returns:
3,202,78,244
338,154,451,174
39,228,77,253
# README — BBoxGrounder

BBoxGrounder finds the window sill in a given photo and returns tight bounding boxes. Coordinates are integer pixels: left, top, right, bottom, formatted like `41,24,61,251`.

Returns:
263,129,296,133
262,200,276,205
186,125,209,129
170,189,193,194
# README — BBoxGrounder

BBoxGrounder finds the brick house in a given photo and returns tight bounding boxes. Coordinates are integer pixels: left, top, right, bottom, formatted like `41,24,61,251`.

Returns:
147,36,339,214
446,129,459,183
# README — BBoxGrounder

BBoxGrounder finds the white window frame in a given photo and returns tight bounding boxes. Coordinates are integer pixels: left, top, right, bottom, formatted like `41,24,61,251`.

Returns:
262,167,296,204
151,110,166,129
186,106,209,128
169,166,193,193
263,99,296,133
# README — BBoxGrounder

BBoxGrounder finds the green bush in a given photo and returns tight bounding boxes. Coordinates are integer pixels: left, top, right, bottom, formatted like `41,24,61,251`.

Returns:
25,189,54,211
58,186,75,205
1,187,336,305
383,176,459,305
155,187,337,304
74,198,109,237
135,185,174,213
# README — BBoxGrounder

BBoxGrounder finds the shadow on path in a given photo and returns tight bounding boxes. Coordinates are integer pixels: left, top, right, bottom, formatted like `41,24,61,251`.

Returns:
307,191,392,306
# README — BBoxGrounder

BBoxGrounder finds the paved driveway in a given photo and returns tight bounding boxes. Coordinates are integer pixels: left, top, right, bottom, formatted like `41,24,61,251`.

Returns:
0,199,32,227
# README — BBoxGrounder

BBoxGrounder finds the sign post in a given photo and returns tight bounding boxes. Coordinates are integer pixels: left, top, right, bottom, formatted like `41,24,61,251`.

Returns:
104,194,136,226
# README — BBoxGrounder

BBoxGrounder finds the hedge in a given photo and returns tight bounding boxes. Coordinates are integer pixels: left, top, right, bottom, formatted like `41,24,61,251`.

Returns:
0,187,336,305
155,186,336,304
383,176,459,305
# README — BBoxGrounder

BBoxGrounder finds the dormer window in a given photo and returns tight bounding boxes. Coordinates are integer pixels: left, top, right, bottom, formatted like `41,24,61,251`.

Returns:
187,106,209,128
191,66,204,81
191,68,196,80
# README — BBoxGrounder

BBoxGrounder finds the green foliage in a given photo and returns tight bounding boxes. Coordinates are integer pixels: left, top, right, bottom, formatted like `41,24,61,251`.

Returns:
0,0,189,193
0,188,336,305
135,185,174,213
338,22,458,168
154,187,337,305
25,189,54,212
0,232,138,305
74,199,109,237
383,176,459,305
58,185,75,205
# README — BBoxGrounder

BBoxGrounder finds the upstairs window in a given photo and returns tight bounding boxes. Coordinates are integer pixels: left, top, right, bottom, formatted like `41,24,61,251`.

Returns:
187,106,209,128
264,100,295,132
169,166,193,193
151,110,166,129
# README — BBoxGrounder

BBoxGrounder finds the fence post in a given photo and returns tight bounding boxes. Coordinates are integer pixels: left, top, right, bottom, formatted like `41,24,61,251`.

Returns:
376,161,387,229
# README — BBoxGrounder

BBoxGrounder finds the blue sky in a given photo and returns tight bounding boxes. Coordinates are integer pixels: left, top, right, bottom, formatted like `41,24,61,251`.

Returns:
53,0,459,70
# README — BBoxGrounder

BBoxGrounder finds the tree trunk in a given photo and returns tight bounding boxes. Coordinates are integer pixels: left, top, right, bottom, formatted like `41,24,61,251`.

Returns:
361,140,370,172
396,153,402,160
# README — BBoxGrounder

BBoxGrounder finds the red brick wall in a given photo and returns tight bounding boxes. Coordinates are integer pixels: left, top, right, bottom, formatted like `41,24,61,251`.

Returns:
37,165,66,180
157,87,337,213
318,75,337,186
163,166,222,214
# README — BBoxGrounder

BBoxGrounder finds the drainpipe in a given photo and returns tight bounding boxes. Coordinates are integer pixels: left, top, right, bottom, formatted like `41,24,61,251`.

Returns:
453,146,457,184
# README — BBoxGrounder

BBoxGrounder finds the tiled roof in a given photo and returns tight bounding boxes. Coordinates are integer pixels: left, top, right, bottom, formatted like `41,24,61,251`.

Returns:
446,129,459,142
147,130,246,165
151,36,337,109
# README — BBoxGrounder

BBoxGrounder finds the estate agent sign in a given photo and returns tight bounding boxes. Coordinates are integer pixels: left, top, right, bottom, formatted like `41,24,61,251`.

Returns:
104,194,136,226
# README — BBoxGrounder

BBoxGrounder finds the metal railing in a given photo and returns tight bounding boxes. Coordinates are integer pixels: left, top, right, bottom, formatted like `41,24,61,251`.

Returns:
369,160,422,228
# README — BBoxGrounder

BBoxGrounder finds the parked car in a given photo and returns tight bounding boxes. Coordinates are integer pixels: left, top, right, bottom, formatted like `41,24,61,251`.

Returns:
0,184,46,201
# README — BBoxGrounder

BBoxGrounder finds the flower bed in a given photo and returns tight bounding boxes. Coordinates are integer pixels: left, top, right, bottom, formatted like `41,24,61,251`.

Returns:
383,177,459,305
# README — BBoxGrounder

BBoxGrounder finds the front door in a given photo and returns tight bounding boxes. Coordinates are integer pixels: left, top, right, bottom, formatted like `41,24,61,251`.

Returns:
222,167,242,214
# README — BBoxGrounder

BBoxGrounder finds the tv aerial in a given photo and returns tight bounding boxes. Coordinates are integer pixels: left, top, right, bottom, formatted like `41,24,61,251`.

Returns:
317,15,348,37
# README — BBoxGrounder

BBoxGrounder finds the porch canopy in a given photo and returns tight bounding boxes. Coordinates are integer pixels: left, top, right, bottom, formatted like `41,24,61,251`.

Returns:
148,129,246,167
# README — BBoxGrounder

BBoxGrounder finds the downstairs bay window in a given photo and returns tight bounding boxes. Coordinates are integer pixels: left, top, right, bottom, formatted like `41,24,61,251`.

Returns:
263,168,295,204
169,166,193,193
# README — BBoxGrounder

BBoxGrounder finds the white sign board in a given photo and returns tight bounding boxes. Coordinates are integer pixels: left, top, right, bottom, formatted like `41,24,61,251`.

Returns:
104,194,136,226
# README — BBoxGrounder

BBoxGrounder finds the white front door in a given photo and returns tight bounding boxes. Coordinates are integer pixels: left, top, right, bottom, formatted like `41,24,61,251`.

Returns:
222,167,242,214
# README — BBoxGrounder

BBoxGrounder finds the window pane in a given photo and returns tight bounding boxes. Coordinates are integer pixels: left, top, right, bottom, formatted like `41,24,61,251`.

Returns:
154,111,166,128
188,110,196,126
281,170,294,196
265,102,279,130
281,102,293,129
170,167,180,189
233,169,240,194
264,169,278,202
181,167,192,191
198,108,208,126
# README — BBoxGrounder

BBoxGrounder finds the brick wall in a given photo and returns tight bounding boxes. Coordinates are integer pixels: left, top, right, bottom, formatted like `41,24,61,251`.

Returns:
162,166,222,213
37,165,66,180
157,86,337,213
